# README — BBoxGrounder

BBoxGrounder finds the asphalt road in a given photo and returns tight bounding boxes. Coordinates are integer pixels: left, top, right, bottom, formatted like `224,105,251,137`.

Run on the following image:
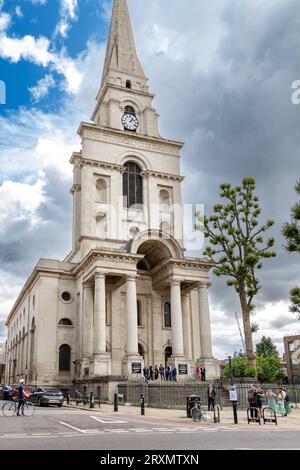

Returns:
0,404,300,450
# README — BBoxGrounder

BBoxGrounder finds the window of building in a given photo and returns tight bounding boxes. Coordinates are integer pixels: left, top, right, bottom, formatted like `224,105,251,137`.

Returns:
59,318,73,326
33,295,36,309
159,189,170,209
61,291,72,303
126,80,132,89
59,344,71,372
124,105,135,114
137,300,142,327
123,162,143,208
164,302,171,328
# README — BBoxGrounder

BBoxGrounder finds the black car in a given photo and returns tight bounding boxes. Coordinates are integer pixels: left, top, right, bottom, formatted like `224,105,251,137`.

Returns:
30,387,64,407
0,385,13,400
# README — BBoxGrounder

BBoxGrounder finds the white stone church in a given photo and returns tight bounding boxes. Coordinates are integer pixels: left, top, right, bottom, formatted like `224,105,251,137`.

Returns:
5,0,219,397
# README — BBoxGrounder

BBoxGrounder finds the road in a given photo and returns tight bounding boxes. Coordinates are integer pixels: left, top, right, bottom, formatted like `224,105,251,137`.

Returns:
0,404,300,450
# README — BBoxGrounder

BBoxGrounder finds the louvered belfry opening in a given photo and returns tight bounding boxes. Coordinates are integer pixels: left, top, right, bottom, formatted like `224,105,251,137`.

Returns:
123,161,143,208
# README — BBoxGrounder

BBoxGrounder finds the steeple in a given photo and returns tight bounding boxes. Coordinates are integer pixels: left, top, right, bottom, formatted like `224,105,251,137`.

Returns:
101,0,146,88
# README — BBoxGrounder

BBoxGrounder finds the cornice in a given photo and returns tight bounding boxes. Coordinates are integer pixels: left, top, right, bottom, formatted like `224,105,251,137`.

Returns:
141,170,184,182
151,258,213,279
80,158,124,173
77,122,184,156
73,249,143,275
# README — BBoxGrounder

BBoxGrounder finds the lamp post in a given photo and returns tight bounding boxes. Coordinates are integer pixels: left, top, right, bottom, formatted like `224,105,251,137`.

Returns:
8,359,13,386
228,355,233,385
228,355,238,424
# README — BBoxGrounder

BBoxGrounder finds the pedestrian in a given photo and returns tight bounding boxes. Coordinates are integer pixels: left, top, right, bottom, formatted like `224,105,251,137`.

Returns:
167,365,172,381
171,365,177,382
149,366,154,381
207,384,216,411
248,384,257,418
265,389,277,414
277,388,286,417
201,367,206,382
154,365,159,381
16,379,26,416
283,389,292,415
159,364,165,381
255,384,265,418
143,367,149,383
196,366,201,381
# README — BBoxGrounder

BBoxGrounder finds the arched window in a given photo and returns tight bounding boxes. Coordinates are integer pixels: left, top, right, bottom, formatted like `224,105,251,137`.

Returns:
124,105,135,115
164,302,171,328
137,300,142,327
59,344,71,372
123,162,143,208
59,318,73,326
126,80,132,89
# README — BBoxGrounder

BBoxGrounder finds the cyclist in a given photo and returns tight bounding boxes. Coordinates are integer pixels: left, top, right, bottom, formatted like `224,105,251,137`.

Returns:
16,379,26,416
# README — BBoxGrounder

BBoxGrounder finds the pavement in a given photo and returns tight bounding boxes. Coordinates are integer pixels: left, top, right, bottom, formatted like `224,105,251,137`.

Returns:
1,401,300,450
64,401,300,429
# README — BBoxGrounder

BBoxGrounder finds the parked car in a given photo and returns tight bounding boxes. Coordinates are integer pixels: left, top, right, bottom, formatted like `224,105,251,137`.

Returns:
29,387,64,407
0,385,13,400
12,385,35,401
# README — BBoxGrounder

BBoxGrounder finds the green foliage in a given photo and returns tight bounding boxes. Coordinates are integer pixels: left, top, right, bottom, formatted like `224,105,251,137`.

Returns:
290,287,300,319
251,323,260,333
222,352,256,379
282,180,300,320
255,336,279,357
200,178,276,308
222,351,284,383
256,355,285,383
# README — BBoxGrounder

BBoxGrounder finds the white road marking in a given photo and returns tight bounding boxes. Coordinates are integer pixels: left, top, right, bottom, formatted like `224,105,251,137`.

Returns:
90,415,127,424
59,421,86,433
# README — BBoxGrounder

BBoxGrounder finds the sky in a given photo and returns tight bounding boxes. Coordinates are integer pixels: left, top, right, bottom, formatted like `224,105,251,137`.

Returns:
0,0,299,359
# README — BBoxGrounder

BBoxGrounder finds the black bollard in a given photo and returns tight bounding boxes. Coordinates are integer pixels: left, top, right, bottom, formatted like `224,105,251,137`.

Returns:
114,393,118,412
141,394,145,416
232,401,238,424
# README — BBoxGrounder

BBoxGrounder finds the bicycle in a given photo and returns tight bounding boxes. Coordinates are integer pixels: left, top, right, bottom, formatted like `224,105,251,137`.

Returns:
190,402,209,422
2,399,35,417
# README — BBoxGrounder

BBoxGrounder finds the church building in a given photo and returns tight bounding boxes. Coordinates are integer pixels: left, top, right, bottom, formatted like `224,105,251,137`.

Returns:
5,0,219,398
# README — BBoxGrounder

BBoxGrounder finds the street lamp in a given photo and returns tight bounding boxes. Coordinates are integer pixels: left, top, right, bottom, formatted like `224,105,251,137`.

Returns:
228,355,233,385
7,359,13,386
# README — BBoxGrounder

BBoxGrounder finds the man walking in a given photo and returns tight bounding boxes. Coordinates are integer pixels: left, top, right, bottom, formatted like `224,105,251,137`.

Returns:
159,364,165,381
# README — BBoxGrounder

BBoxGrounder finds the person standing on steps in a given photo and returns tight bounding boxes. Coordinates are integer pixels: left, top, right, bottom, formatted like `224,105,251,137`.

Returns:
207,384,216,411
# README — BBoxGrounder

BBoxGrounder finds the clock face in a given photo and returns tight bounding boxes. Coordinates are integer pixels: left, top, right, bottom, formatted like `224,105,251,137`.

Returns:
122,113,139,131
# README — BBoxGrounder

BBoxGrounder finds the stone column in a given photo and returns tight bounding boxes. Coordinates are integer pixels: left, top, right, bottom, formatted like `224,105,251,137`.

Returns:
126,275,138,356
198,284,213,358
93,274,106,355
83,285,93,357
182,294,192,360
170,280,184,357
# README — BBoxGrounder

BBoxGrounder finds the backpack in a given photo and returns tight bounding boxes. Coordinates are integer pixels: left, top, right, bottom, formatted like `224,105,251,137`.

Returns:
248,389,256,405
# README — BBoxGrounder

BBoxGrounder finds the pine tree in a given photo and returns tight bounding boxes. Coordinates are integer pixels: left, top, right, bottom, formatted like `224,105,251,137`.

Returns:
255,336,279,357
197,177,276,365
282,180,300,319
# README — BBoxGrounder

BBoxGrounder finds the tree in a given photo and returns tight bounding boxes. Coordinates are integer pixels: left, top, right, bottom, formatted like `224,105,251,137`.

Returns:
255,336,279,357
282,180,300,319
256,356,285,383
222,352,256,379
197,177,276,365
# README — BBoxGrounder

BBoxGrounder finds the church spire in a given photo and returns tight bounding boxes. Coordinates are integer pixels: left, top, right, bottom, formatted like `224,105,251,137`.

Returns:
101,0,146,87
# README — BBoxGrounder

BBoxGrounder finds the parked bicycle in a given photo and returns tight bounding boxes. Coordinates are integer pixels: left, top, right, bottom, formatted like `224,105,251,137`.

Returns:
2,399,35,417
190,401,209,422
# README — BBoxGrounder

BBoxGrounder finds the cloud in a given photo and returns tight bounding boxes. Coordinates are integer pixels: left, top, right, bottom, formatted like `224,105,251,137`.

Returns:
28,74,55,101
55,0,78,38
0,11,10,31
15,6,23,18
0,33,82,93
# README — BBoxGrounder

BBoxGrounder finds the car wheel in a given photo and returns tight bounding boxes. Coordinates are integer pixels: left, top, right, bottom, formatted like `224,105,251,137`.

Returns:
58,404,63,408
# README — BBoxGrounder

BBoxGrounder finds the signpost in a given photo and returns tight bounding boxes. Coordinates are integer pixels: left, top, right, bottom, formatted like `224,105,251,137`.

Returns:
229,385,238,424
